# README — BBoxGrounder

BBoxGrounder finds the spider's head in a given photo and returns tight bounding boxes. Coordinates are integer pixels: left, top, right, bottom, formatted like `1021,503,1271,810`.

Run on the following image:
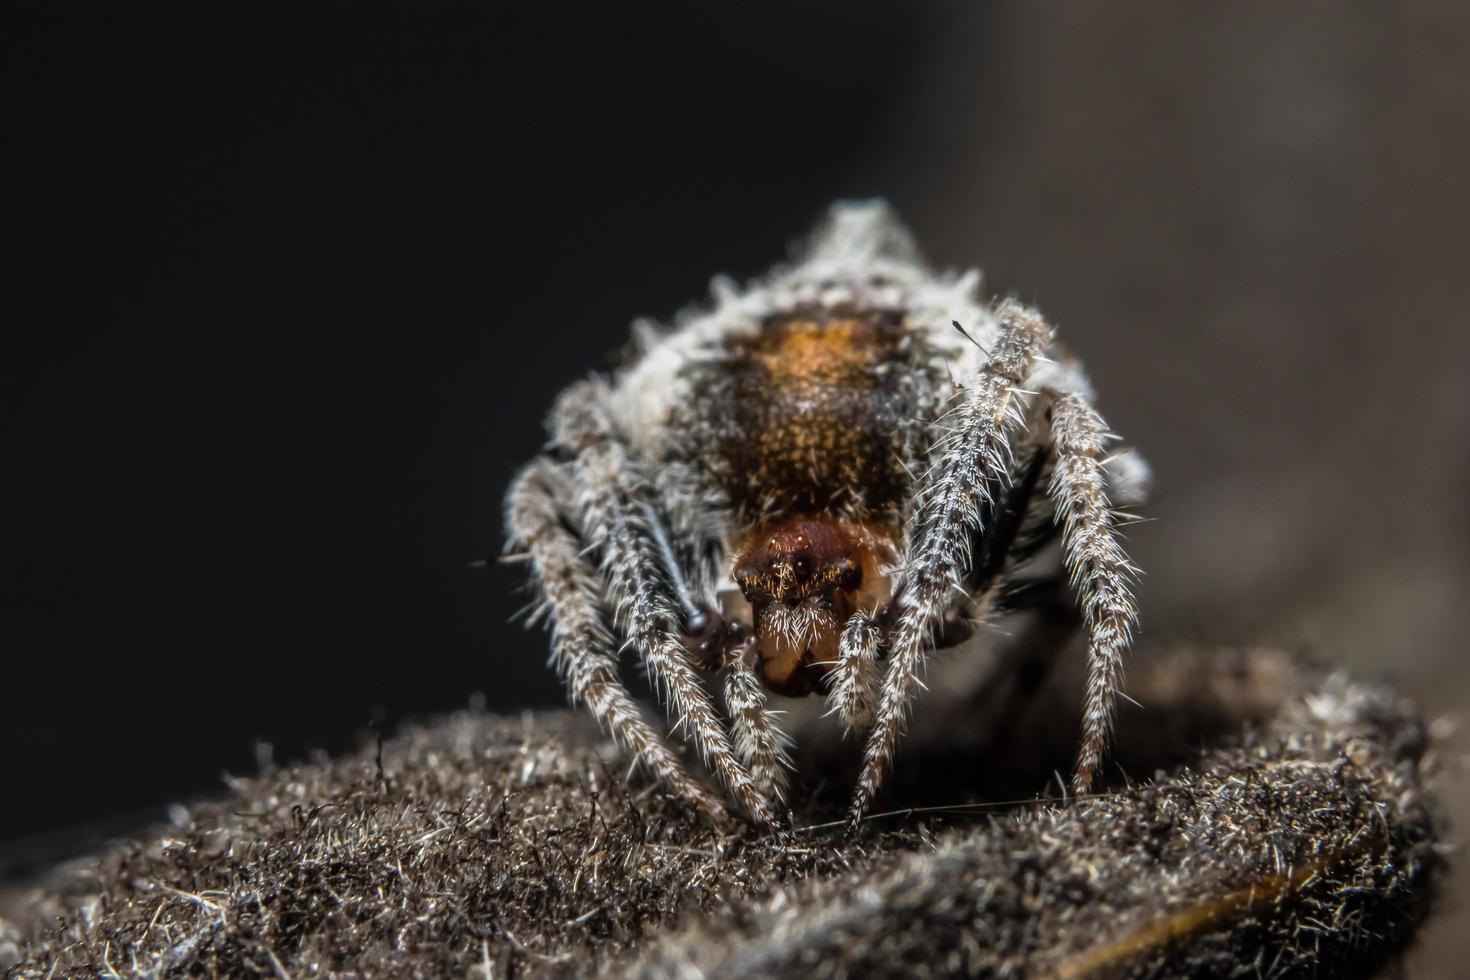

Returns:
736,519,863,607
732,518,893,695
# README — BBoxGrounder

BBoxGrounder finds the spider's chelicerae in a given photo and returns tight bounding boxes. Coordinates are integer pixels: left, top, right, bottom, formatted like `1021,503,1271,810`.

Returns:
507,202,1148,828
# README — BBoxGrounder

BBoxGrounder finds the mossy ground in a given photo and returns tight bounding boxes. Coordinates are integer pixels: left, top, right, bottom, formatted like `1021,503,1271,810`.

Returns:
1,648,1439,978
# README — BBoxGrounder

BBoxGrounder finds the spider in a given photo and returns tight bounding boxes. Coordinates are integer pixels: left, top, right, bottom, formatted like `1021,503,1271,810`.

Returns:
506,202,1148,829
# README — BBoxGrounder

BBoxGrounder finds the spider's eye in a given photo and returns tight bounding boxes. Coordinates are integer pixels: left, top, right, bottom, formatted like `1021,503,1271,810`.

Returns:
683,609,713,637
736,517,869,605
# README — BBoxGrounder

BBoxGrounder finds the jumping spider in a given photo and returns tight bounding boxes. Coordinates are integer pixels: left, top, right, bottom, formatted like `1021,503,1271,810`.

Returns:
506,202,1148,828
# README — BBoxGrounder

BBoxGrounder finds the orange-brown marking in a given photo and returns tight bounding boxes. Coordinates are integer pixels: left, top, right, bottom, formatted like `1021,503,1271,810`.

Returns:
745,318,891,388
712,307,912,517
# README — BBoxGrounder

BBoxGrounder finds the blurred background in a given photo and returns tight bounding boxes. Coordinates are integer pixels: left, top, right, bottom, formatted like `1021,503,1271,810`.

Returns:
4,3,1467,969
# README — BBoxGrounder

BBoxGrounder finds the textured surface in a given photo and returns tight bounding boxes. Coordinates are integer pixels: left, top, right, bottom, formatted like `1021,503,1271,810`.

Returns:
0,647,1439,978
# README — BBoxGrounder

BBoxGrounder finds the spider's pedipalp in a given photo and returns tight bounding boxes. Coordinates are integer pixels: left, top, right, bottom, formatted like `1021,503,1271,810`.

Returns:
723,642,794,799
827,611,881,736
505,458,722,817
553,382,779,827
849,302,1052,823
1046,392,1139,796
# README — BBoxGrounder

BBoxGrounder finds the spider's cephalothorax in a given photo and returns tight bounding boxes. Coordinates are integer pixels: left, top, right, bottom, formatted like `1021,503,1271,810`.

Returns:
507,202,1148,828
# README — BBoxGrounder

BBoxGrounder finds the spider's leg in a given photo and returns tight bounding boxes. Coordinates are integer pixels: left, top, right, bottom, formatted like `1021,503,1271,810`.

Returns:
553,381,778,827
824,611,881,736
722,635,794,799
656,456,730,607
849,302,1050,824
1046,391,1139,796
931,443,1057,651
505,458,722,817
970,445,1055,590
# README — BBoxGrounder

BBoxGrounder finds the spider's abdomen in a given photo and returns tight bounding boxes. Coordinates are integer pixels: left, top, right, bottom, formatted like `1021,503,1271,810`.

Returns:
679,306,933,520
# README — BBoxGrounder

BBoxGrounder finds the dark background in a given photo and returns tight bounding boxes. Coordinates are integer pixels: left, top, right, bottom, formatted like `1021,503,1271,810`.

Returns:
4,4,1468,970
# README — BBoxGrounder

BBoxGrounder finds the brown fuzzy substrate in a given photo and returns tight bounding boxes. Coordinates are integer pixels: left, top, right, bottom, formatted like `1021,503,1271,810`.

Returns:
0,648,1439,978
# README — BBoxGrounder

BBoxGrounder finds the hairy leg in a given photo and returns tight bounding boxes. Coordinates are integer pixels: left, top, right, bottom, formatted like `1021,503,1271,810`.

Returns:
1047,392,1139,796
929,442,1058,651
850,302,1051,824
553,381,777,827
655,457,730,605
505,458,722,816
